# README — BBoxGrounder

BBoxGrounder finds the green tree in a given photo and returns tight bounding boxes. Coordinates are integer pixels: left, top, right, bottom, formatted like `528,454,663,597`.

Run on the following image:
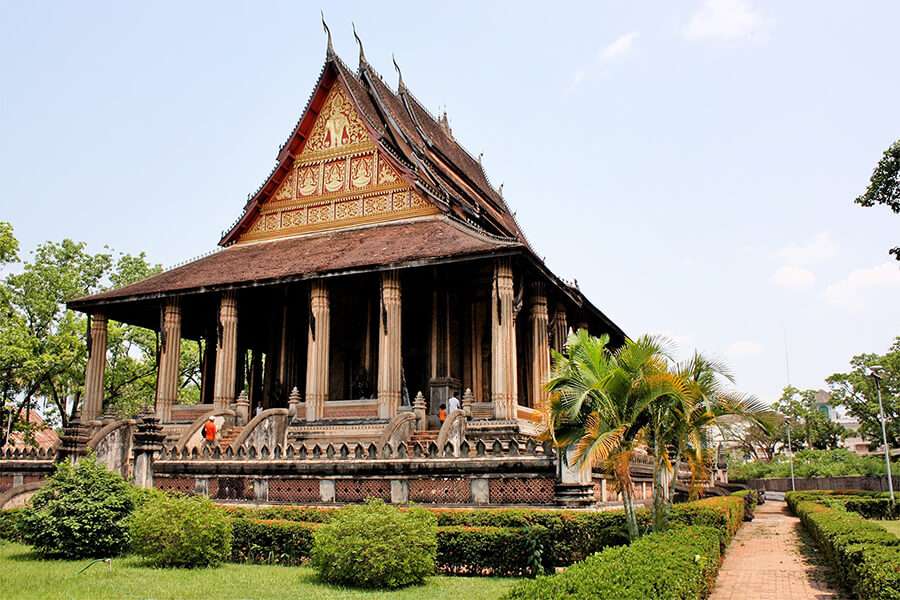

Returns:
855,139,900,260
0,227,201,445
827,337,900,449
773,386,847,451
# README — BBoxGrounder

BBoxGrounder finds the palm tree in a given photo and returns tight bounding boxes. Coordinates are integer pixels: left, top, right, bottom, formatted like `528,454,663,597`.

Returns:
648,353,776,530
545,330,680,539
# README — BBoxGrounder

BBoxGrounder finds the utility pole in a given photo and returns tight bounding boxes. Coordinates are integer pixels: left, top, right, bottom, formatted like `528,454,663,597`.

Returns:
868,366,894,503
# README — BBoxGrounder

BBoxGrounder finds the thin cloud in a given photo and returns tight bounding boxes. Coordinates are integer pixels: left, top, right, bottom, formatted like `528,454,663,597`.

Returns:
772,265,816,289
777,232,838,265
683,0,771,42
825,262,900,311
726,340,764,357
570,31,638,90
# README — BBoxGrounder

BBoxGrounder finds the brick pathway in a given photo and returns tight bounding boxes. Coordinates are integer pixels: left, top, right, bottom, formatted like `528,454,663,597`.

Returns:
709,500,845,600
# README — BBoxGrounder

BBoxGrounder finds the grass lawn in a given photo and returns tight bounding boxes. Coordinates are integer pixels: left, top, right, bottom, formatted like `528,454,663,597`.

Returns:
0,542,519,600
869,519,900,538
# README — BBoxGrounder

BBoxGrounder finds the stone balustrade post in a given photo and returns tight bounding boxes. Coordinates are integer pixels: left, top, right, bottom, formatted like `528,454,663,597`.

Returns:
132,411,165,489
287,386,302,419
234,388,250,425
413,391,427,432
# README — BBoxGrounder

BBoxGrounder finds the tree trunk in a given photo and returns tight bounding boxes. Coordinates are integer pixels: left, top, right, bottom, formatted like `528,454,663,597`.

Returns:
621,481,640,540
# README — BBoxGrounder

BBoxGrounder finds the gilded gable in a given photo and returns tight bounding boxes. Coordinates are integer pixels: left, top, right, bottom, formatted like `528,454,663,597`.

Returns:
236,82,437,243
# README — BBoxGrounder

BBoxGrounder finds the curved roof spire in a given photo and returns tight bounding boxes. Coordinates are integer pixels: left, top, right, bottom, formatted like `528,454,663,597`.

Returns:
321,10,334,57
352,22,367,65
392,54,406,91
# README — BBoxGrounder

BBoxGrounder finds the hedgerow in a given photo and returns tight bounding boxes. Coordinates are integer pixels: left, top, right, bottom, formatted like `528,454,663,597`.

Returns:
504,525,722,600
0,508,24,542
231,518,317,565
437,525,548,577
788,491,900,600
731,489,760,521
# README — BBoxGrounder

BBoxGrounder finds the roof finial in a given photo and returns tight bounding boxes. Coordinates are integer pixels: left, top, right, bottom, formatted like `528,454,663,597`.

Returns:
499,183,504,197
478,152,484,164
392,54,405,91
321,10,334,57
352,22,367,65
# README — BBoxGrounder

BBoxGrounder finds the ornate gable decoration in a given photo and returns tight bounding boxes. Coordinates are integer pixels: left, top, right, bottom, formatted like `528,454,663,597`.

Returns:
237,84,436,243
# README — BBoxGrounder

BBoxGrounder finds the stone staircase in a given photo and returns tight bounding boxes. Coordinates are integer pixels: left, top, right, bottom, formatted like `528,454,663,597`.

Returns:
409,430,439,445
217,426,244,450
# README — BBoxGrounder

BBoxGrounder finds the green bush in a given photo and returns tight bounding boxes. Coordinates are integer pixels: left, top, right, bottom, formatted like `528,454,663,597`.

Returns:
129,493,232,568
231,519,317,565
20,456,135,559
311,499,437,589
667,496,744,550
504,525,721,600
790,495,900,599
0,509,24,542
730,448,900,481
437,525,548,577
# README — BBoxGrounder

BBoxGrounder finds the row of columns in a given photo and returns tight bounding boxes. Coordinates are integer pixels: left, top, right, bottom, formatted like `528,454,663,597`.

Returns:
81,260,560,425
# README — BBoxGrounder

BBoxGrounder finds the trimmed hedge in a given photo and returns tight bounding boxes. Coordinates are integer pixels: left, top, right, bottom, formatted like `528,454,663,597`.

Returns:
437,525,548,577
231,518,317,565
788,492,900,600
222,498,742,568
504,525,722,600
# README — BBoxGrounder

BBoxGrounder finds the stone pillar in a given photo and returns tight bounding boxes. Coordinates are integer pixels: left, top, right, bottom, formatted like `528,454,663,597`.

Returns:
155,299,182,423
83,313,108,422
213,291,239,411
552,302,568,352
528,283,550,411
377,271,402,419
413,391,427,432
132,411,165,489
305,280,330,421
490,259,517,419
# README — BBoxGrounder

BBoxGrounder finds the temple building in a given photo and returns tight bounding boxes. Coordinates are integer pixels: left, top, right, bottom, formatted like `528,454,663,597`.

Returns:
6,28,640,507
69,32,625,445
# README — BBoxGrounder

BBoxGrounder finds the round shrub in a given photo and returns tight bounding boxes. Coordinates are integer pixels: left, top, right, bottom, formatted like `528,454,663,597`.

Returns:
129,493,232,568
20,456,135,559
311,499,437,589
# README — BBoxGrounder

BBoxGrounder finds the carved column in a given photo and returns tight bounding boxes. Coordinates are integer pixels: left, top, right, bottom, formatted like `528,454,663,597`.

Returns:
132,411,165,489
83,313,108,422
155,298,182,423
491,259,517,419
377,271,402,419
305,280,330,421
213,291,239,411
528,282,550,410
552,302,568,352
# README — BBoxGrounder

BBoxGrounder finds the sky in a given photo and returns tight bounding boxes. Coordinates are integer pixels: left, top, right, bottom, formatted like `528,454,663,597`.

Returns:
1,1,898,404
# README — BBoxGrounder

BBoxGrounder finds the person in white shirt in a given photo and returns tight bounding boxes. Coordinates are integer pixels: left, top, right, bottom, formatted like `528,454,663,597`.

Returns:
447,394,461,415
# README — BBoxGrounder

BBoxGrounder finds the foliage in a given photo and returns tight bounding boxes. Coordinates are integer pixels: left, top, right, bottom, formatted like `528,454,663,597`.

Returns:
222,497,740,570
773,386,848,450
0,508,25,542
231,519,317,565
0,225,201,444
789,492,900,600
729,448,900,481
129,492,232,568
855,139,900,260
437,526,548,577
0,542,519,600
19,456,134,558
311,499,437,589
827,336,900,449
504,525,721,600
545,331,676,538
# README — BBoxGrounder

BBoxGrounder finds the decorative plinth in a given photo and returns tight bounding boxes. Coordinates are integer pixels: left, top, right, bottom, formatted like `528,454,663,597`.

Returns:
554,482,595,507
